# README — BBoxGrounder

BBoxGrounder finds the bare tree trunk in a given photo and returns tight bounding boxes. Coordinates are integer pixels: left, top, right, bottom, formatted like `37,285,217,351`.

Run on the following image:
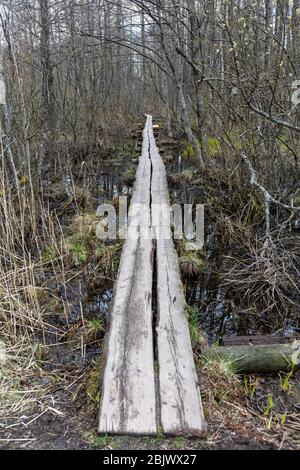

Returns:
292,0,300,75
163,76,173,138
39,0,56,139
292,0,300,125
265,0,273,75
0,30,20,189
177,81,204,168
0,65,19,188
141,9,146,113
189,0,208,164
158,2,204,168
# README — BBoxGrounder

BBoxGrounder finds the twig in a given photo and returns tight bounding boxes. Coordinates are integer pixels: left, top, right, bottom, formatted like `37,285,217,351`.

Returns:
241,152,300,251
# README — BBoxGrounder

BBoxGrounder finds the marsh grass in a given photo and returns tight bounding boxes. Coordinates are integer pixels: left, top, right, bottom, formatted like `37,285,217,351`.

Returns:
0,150,124,433
178,240,205,278
185,305,207,350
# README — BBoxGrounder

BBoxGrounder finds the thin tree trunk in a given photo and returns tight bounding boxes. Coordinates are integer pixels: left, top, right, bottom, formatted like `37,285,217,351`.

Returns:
0,50,19,188
265,0,273,75
189,0,208,163
40,0,56,138
177,81,204,168
141,9,146,113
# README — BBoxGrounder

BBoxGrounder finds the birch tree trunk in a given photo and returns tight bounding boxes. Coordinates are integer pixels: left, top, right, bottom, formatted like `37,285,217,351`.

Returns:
265,0,273,75
292,0,300,125
0,56,19,189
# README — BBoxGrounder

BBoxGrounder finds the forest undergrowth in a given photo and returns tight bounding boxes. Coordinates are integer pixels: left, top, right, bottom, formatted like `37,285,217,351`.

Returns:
1,119,300,449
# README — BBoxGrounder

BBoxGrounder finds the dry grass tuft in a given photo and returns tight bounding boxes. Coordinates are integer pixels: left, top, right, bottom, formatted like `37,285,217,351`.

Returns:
178,240,205,278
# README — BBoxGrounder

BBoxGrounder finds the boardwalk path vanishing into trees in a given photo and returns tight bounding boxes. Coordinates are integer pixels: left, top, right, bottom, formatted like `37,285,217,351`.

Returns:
98,116,206,437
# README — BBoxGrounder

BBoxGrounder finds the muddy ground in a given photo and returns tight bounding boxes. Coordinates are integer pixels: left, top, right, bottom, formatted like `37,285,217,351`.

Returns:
2,361,299,450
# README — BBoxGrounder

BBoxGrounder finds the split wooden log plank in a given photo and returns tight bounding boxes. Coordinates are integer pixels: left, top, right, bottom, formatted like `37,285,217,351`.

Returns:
148,116,207,437
98,116,157,436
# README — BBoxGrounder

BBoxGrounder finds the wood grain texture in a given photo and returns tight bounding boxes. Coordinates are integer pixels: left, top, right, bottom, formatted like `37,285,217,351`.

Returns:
149,118,207,437
98,117,157,435
99,115,206,437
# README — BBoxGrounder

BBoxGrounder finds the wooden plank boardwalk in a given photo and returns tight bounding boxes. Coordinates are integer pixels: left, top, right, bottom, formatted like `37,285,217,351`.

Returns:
98,116,206,437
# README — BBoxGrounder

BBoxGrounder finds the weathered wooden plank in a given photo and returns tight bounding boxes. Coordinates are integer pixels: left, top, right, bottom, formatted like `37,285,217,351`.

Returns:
98,117,157,435
149,117,207,437
99,115,206,437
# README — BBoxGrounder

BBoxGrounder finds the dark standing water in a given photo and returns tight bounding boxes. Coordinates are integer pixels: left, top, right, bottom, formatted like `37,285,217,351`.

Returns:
43,139,299,370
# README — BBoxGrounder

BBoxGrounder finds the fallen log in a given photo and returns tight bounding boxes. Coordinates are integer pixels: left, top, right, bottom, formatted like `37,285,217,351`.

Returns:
202,343,300,374
222,335,294,347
